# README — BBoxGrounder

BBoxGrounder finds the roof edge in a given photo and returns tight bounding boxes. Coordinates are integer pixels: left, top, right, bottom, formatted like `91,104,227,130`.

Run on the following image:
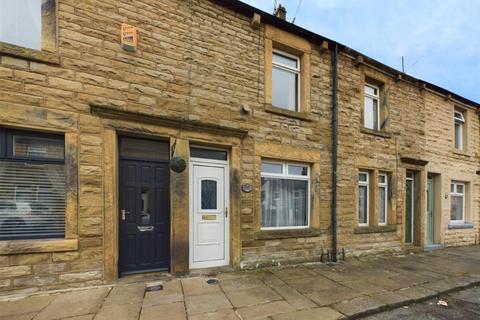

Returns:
212,0,479,108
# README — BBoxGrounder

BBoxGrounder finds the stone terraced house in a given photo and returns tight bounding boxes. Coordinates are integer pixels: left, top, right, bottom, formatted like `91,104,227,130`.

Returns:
0,0,478,294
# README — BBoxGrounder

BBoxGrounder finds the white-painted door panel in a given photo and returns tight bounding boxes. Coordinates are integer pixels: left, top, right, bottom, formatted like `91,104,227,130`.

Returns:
190,163,229,268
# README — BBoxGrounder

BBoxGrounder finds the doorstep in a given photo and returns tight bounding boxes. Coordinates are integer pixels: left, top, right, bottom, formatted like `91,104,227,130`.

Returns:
424,244,444,252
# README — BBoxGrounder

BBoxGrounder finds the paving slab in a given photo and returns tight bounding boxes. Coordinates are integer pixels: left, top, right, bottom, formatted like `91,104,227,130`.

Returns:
34,288,110,320
341,280,386,295
271,307,345,320
331,295,384,317
368,290,412,307
235,301,294,320
268,284,317,310
103,284,145,305
225,285,281,308
181,277,220,296
142,280,183,307
188,309,240,320
94,303,141,320
396,286,438,300
140,302,186,320
185,291,232,315
0,313,37,320
220,277,265,292
305,286,362,306
0,295,55,318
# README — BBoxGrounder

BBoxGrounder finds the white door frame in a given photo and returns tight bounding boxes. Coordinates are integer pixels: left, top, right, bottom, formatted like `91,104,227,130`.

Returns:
189,156,230,269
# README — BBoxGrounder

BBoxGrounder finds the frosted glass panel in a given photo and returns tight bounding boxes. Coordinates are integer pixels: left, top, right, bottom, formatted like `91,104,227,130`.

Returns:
0,0,41,50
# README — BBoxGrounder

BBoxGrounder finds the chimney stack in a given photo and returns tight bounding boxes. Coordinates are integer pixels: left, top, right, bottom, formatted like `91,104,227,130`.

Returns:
274,4,287,20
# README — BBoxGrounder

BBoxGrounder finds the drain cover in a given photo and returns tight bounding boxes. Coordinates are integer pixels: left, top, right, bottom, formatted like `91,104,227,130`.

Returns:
146,281,164,292
207,278,219,285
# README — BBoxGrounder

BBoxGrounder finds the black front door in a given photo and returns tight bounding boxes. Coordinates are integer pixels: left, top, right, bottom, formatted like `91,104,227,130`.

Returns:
118,138,170,275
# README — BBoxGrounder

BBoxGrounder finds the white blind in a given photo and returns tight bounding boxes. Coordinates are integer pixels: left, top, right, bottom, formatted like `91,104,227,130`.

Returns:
0,161,65,240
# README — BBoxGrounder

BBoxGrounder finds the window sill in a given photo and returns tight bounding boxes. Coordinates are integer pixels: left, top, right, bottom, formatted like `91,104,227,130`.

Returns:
452,149,471,157
265,104,314,121
255,228,324,240
0,239,78,255
0,42,60,65
354,225,397,234
448,223,474,230
360,127,392,139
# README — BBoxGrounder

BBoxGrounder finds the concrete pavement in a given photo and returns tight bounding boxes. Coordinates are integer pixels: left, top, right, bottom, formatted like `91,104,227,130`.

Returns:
1,246,480,320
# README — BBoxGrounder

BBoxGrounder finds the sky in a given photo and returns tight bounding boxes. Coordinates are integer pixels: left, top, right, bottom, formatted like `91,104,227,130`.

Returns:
241,0,480,102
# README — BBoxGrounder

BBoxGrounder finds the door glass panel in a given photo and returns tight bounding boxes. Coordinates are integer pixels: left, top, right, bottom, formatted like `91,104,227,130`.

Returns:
201,180,217,210
190,148,227,161
120,137,169,161
140,189,150,225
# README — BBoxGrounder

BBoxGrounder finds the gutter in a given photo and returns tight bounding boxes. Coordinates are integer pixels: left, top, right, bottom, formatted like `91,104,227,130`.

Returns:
331,43,339,262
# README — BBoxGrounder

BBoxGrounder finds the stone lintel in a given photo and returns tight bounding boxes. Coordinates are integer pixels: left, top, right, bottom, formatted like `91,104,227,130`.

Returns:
400,157,429,167
90,104,249,138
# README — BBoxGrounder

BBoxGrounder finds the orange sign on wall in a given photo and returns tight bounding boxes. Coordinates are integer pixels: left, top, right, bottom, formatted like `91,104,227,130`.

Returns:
121,23,138,52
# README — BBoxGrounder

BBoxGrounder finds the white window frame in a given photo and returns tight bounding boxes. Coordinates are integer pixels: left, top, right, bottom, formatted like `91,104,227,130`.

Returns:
454,110,465,150
260,160,310,230
358,171,369,226
364,84,380,131
378,174,388,225
450,182,465,224
272,50,301,112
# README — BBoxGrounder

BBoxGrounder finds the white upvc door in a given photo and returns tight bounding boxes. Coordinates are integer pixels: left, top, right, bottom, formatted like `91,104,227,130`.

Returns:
190,161,229,269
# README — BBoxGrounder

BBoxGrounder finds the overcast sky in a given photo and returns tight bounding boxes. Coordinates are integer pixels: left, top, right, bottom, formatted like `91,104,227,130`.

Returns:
241,0,480,102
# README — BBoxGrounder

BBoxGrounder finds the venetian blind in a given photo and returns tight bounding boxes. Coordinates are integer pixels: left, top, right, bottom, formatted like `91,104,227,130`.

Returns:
0,161,65,240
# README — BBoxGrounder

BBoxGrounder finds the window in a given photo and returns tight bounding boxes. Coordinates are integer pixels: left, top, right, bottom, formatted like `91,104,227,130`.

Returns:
0,128,65,241
272,51,301,111
378,174,388,225
450,182,465,223
454,110,465,150
261,161,309,229
0,0,56,52
364,84,380,130
358,172,369,226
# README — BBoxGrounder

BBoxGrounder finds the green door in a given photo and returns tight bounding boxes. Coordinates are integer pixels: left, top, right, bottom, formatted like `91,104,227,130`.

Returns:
426,178,434,245
405,173,414,244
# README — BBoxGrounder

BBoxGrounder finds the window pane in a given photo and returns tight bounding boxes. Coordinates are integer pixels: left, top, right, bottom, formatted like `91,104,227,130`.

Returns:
358,185,368,224
261,162,283,174
201,180,217,210
119,137,169,161
364,96,378,130
288,165,308,176
455,123,462,150
365,85,378,96
379,175,386,184
273,52,298,69
456,184,464,194
190,148,227,161
272,67,298,111
379,187,386,224
0,161,65,240
451,184,455,193
359,173,368,182
0,0,41,50
13,135,64,160
450,195,464,221
261,178,308,228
